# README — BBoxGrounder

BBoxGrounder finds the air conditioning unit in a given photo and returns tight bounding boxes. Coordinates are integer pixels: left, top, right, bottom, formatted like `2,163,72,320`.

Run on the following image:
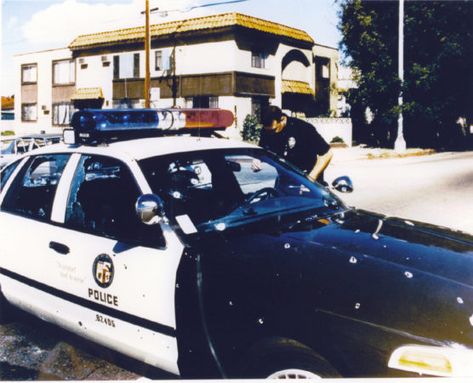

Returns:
101,55,109,62
78,58,86,64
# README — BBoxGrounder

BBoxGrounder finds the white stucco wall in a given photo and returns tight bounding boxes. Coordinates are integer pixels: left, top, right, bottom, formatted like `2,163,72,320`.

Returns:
14,48,72,134
75,54,114,107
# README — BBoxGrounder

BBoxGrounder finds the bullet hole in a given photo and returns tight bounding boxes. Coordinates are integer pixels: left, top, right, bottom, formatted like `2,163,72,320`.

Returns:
355,303,361,309
404,271,413,279
228,301,234,306
258,318,264,324
349,256,358,264
78,321,83,327
457,297,464,304
176,283,180,289
124,265,128,270
215,223,226,231
284,243,291,249
355,229,361,234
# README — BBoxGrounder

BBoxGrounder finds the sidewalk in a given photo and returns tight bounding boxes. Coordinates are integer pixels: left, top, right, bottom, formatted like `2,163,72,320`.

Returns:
331,145,436,163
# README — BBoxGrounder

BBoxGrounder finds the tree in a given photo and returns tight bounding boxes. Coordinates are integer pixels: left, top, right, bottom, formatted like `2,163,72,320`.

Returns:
339,0,473,149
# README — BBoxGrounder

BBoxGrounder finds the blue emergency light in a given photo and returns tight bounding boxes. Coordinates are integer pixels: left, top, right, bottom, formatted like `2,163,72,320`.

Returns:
64,108,234,145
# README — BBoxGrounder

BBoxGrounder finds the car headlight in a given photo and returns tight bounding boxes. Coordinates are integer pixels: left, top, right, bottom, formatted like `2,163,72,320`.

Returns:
388,345,473,377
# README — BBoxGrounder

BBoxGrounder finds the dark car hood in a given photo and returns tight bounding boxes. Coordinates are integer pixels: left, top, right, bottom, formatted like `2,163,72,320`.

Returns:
193,207,473,349
285,209,473,287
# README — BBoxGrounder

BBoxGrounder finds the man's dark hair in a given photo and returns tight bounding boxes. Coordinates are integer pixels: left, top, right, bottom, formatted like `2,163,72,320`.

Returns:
261,105,284,126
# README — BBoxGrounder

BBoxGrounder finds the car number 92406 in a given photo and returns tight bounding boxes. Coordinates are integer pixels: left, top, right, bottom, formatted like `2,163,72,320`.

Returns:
95,314,115,328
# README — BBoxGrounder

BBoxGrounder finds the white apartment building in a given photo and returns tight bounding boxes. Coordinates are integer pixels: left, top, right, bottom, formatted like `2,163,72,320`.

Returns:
15,12,339,134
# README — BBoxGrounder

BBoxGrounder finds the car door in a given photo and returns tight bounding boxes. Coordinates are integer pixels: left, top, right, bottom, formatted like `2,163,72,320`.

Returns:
0,153,72,318
45,153,184,375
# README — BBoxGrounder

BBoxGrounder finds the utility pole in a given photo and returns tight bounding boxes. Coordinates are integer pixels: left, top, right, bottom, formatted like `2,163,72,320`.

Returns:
144,0,151,108
394,0,406,152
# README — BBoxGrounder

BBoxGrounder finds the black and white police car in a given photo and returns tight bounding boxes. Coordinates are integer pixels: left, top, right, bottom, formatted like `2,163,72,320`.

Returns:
1,108,473,379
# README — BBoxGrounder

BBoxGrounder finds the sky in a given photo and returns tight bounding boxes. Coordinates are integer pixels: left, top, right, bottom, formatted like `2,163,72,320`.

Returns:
1,0,342,96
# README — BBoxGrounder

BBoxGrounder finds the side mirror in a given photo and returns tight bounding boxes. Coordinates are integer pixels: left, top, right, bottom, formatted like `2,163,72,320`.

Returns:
331,176,354,193
136,194,165,225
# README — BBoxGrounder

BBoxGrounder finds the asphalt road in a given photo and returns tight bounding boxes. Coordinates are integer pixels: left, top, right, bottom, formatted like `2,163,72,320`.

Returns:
1,150,472,380
326,150,473,235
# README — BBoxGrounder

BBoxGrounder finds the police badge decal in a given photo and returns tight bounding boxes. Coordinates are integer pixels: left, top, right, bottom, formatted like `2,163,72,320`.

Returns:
92,254,114,288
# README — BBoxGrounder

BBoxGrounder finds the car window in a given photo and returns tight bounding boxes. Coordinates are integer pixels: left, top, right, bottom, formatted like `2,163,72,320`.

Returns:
139,149,339,230
0,160,22,191
2,154,70,220
16,139,31,154
65,155,144,240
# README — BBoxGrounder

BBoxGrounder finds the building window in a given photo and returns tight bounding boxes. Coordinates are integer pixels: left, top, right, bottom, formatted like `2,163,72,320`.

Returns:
155,50,162,70
133,53,140,78
184,97,193,108
21,104,37,122
52,103,74,126
321,64,330,79
114,54,134,79
155,50,172,71
113,55,120,79
209,96,219,108
191,96,218,109
251,51,267,69
53,59,75,85
22,64,37,84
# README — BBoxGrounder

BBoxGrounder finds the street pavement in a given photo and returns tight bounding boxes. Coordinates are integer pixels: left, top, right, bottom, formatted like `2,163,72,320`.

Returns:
327,147,473,234
1,147,472,380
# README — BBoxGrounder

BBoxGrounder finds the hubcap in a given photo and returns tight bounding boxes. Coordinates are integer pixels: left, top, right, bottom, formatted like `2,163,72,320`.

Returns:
267,369,322,379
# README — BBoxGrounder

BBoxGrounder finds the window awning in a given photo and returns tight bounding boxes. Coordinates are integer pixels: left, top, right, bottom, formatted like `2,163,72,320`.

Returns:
281,80,314,95
71,87,104,100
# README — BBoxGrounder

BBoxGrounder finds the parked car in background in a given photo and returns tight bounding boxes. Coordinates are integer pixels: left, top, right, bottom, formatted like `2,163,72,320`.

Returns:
0,134,62,169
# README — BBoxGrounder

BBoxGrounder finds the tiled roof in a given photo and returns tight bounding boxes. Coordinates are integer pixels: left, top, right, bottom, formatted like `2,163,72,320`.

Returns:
281,80,314,95
69,12,314,50
71,87,104,100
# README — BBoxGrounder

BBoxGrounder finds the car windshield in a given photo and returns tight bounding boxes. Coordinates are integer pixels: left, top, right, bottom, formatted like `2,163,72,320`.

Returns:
140,148,343,232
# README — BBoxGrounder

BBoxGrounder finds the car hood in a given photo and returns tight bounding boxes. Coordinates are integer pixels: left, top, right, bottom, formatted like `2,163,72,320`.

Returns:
194,208,473,348
285,209,473,287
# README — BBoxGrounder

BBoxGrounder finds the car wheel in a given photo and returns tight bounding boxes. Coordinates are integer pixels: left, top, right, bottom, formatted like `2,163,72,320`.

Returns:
244,337,340,379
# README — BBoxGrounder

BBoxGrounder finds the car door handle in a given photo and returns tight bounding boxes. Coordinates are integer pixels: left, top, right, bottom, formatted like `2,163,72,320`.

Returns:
49,241,70,255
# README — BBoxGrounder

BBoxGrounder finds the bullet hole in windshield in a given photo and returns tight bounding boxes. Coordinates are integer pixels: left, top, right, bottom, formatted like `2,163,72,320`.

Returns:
355,303,361,310
284,243,291,249
258,318,264,325
349,256,358,264
355,229,360,234
457,297,464,304
404,271,413,279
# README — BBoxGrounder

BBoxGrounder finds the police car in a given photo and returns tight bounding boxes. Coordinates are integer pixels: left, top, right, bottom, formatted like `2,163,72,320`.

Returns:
1,108,473,379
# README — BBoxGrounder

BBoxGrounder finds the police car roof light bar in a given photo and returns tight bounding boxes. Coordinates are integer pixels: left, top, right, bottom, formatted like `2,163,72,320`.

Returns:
65,108,234,145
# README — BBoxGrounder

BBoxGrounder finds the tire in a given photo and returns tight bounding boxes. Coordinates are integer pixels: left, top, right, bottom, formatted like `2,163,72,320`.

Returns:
244,337,340,379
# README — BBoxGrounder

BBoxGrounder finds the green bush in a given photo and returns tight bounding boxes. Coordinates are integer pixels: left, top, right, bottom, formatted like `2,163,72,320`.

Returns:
1,130,15,136
241,114,262,143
